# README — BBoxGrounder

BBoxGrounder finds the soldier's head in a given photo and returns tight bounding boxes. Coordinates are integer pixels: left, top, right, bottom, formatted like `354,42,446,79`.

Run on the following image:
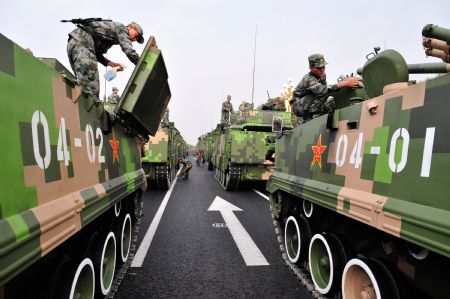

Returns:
308,54,327,77
127,22,144,44
227,95,232,102
112,87,119,94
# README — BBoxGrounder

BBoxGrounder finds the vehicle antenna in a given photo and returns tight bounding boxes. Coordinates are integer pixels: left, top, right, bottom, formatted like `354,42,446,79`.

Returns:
251,26,257,107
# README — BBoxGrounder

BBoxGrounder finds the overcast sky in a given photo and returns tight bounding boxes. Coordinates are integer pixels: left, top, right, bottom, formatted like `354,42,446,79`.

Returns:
1,0,449,144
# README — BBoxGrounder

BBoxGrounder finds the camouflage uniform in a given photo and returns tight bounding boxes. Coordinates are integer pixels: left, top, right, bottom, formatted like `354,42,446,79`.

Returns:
67,21,141,98
161,108,170,126
221,101,234,124
290,54,338,122
107,92,120,104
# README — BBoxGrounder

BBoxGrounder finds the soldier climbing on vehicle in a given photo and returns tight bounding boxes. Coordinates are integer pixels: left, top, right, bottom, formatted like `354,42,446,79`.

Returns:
290,53,359,123
64,18,144,100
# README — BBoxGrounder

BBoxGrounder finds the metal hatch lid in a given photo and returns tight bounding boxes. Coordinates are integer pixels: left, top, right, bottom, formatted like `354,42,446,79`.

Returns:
115,36,171,136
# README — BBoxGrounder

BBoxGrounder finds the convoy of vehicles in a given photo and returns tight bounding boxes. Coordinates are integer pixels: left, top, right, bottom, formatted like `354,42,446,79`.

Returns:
2,19,449,299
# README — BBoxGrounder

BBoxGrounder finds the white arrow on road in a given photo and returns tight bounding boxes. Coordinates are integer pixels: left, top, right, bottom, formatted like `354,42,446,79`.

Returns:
208,196,269,266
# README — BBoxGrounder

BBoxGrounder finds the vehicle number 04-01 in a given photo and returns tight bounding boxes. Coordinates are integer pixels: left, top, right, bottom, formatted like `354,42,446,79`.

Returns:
31,110,105,170
335,127,435,177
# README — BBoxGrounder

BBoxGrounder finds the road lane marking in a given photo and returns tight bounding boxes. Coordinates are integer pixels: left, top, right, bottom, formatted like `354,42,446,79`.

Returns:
252,188,269,201
131,169,180,267
208,196,269,266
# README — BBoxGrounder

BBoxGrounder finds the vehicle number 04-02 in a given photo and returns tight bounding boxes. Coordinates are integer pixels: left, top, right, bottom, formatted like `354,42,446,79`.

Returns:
31,110,105,170
335,127,435,177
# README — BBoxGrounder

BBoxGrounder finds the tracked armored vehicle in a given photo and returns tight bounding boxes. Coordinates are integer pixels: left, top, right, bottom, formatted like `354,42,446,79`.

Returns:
142,122,186,190
214,106,294,191
197,126,221,171
0,34,170,298
267,24,450,299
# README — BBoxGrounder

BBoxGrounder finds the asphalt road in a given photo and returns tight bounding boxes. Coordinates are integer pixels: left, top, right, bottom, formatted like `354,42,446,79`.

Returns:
115,158,313,298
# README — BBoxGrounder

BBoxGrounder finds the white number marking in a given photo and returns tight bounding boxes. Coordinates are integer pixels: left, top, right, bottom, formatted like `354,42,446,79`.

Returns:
56,117,70,166
31,111,51,170
421,127,435,177
389,128,409,173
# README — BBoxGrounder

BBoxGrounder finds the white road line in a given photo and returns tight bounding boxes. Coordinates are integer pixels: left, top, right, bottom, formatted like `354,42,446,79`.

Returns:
131,169,180,267
252,188,269,201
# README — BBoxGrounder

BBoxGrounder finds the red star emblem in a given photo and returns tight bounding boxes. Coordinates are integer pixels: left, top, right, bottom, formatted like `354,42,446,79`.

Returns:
109,129,120,164
311,133,327,168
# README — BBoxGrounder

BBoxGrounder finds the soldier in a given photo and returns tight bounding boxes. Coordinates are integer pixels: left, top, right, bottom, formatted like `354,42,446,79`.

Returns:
290,54,359,122
107,87,120,105
177,158,192,180
220,95,234,132
161,107,170,127
67,20,144,99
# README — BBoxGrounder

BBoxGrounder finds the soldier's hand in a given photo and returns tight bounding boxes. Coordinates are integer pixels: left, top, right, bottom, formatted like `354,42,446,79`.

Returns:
339,77,360,89
108,61,126,71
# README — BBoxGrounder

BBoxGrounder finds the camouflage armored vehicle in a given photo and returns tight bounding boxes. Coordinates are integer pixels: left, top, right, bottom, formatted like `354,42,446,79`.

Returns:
0,33,170,298
206,128,221,171
267,24,450,298
142,122,187,190
214,104,295,191
195,130,216,169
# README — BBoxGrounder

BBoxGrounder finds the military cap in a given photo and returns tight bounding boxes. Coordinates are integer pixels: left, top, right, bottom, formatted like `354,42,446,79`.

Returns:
112,87,118,91
128,22,144,44
308,54,327,67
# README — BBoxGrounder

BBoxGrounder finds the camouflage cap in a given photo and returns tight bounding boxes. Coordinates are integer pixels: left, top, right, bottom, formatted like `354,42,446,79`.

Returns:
308,54,327,67
128,22,144,44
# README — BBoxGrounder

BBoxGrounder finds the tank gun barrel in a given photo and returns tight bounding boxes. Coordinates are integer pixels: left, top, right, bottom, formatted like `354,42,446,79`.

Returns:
357,62,450,75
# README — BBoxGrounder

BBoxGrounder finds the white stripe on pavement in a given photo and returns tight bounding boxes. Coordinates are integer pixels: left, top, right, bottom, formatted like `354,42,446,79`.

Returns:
252,188,269,201
131,170,181,267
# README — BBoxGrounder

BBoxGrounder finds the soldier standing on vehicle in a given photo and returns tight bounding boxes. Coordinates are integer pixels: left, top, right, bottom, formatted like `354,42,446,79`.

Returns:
290,54,359,122
220,95,234,132
107,87,120,104
66,19,144,99
161,107,170,127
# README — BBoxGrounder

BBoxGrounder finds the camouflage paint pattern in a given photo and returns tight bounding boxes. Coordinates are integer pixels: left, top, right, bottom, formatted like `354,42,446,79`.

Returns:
142,122,186,182
268,54,450,260
0,33,168,286
214,110,294,181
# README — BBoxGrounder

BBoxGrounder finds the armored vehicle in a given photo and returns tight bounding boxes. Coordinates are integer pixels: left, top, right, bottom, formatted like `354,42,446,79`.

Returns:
196,128,218,171
142,122,187,190
214,105,295,191
267,24,450,299
206,128,221,171
0,33,170,298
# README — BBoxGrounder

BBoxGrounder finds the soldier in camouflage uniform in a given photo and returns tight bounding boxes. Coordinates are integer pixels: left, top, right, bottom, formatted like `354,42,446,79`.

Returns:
220,95,234,132
107,87,120,104
161,107,170,127
290,54,359,122
67,20,144,98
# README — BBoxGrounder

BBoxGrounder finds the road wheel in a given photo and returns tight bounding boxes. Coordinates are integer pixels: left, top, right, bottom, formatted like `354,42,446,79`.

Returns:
284,216,311,264
309,233,347,295
68,258,95,299
116,213,132,263
93,232,116,295
342,258,401,299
